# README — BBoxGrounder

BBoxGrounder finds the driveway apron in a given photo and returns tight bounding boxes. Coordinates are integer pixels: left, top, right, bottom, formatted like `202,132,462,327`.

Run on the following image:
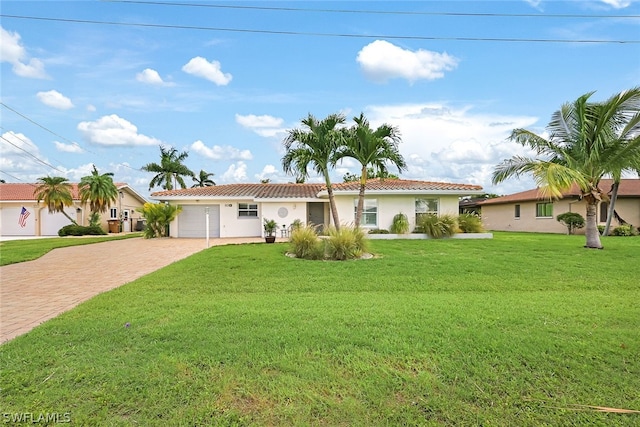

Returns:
0,237,263,343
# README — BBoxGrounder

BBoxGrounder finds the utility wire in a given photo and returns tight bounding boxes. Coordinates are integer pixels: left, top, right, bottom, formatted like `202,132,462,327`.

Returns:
0,134,66,174
103,0,640,19
1,14,638,43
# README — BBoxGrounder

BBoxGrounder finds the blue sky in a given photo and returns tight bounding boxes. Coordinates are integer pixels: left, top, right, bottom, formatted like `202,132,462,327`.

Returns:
1,0,639,199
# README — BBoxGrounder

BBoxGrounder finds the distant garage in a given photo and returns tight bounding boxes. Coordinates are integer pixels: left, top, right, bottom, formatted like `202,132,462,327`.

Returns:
177,205,220,238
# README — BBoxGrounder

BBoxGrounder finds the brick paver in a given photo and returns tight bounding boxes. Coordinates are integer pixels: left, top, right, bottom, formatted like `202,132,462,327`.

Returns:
0,237,266,343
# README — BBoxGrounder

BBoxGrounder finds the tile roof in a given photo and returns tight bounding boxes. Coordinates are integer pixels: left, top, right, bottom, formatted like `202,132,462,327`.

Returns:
150,179,483,200
481,179,640,205
0,182,129,201
151,183,324,199
331,178,483,192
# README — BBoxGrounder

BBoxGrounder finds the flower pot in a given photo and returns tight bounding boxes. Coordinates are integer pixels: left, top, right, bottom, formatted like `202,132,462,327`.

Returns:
265,236,276,243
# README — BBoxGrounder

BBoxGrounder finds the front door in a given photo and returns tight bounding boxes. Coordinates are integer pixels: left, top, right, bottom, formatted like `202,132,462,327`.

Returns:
307,202,325,233
122,210,131,232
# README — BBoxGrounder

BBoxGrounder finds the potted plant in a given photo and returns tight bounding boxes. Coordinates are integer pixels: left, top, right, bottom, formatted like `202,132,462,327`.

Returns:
263,218,278,243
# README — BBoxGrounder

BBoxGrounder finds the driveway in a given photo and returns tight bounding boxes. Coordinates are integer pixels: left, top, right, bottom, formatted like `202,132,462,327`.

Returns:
0,237,266,343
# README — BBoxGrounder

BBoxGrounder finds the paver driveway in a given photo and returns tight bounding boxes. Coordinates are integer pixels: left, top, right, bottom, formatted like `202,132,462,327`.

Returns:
0,237,264,343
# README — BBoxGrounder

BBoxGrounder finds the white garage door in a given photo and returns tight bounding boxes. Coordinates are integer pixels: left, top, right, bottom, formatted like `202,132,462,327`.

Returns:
1,207,36,236
41,209,76,236
178,205,220,238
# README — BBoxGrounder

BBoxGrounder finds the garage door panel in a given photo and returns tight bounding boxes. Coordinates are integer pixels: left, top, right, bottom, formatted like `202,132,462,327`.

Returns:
1,207,36,236
178,205,220,238
41,209,75,235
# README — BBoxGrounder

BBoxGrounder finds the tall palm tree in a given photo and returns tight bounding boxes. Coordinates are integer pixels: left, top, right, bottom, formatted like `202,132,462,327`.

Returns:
191,170,216,188
282,113,346,229
492,88,640,249
78,165,119,216
142,145,194,191
336,113,406,227
33,176,77,225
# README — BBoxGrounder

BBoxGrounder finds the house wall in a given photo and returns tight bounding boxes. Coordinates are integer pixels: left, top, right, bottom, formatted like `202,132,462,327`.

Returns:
482,198,640,234
260,201,309,237
333,194,461,231
0,202,80,236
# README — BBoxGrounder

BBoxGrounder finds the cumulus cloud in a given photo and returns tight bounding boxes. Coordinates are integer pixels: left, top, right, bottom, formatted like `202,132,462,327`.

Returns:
235,114,286,138
0,26,48,79
54,141,83,153
136,68,175,86
190,139,252,161
600,0,632,8
357,40,458,83
77,114,163,146
255,164,279,181
182,56,232,85
37,90,74,110
0,131,48,173
222,161,248,182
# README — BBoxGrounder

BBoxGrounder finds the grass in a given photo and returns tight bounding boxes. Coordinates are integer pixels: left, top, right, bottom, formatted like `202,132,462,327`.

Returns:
0,233,143,266
1,232,639,425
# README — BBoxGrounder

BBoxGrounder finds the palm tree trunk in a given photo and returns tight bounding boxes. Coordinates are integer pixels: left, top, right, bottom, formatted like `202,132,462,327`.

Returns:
354,167,368,228
603,181,619,236
584,200,603,249
323,172,341,231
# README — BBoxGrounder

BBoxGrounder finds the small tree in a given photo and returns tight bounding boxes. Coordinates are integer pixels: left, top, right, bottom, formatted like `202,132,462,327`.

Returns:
556,212,585,235
136,202,182,238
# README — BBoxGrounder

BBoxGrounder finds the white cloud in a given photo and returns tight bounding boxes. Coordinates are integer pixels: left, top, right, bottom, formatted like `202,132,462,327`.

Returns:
182,56,232,85
0,131,49,174
37,90,74,110
190,139,252,161
255,164,279,181
136,68,175,86
600,0,632,8
53,141,83,153
0,26,48,79
77,114,163,146
235,114,286,138
222,161,248,182
86,104,97,112
356,40,458,83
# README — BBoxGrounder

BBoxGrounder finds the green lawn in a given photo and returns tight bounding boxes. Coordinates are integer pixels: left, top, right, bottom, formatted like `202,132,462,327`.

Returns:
0,233,143,266
1,233,638,425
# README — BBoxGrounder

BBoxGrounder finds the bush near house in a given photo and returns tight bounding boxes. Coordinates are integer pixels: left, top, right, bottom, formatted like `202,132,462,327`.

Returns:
415,214,458,238
58,224,106,237
457,213,484,233
612,224,638,236
290,224,368,260
556,212,585,235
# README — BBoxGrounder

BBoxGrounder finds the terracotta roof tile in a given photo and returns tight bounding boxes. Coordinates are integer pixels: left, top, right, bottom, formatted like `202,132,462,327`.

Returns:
481,179,640,205
332,178,483,192
151,183,324,199
0,182,130,201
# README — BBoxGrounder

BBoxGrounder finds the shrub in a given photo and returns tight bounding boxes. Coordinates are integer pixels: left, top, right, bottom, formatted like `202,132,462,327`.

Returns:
389,213,410,234
416,214,457,239
597,225,606,235
457,213,484,233
58,224,106,237
556,212,585,235
88,212,101,227
325,225,366,260
289,225,324,260
611,225,637,236
137,202,182,238
368,229,389,234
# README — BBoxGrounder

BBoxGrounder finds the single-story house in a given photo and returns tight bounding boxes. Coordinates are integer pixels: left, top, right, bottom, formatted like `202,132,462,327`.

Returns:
150,178,484,238
480,178,640,234
0,182,147,237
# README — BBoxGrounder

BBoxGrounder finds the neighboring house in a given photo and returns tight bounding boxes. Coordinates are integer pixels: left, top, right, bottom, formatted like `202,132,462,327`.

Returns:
0,183,147,237
150,179,484,238
480,179,640,234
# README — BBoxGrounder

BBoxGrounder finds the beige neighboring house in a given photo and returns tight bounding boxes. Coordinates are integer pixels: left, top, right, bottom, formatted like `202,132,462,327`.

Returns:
480,179,640,234
150,178,484,238
0,182,147,237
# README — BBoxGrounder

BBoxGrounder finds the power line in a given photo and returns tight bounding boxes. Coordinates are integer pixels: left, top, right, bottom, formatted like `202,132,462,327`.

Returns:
103,0,640,19
0,170,35,184
1,14,638,44
0,134,66,174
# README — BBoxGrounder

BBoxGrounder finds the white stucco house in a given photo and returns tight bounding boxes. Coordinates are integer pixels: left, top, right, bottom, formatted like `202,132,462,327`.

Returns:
150,179,484,238
0,182,147,237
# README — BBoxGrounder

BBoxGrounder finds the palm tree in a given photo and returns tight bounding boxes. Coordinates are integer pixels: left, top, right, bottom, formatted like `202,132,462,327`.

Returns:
142,145,194,191
492,88,640,249
336,113,406,227
282,113,346,229
191,170,216,188
79,165,119,217
603,161,640,236
33,176,77,225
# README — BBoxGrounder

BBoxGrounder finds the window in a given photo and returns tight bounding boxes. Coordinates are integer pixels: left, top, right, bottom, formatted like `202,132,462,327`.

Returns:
536,202,553,218
600,202,608,223
514,204,521,219
238,203,258,217
355,199,377,227
110,208,117,219
415,198,438,223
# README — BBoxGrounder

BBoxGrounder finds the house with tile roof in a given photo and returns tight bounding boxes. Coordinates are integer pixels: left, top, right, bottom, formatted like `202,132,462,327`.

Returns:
150,178,484,238
0,182,147,237
479,179,640,234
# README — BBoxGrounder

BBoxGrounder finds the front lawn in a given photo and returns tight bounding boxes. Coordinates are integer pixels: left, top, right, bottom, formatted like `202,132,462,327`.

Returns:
1,233,638,425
